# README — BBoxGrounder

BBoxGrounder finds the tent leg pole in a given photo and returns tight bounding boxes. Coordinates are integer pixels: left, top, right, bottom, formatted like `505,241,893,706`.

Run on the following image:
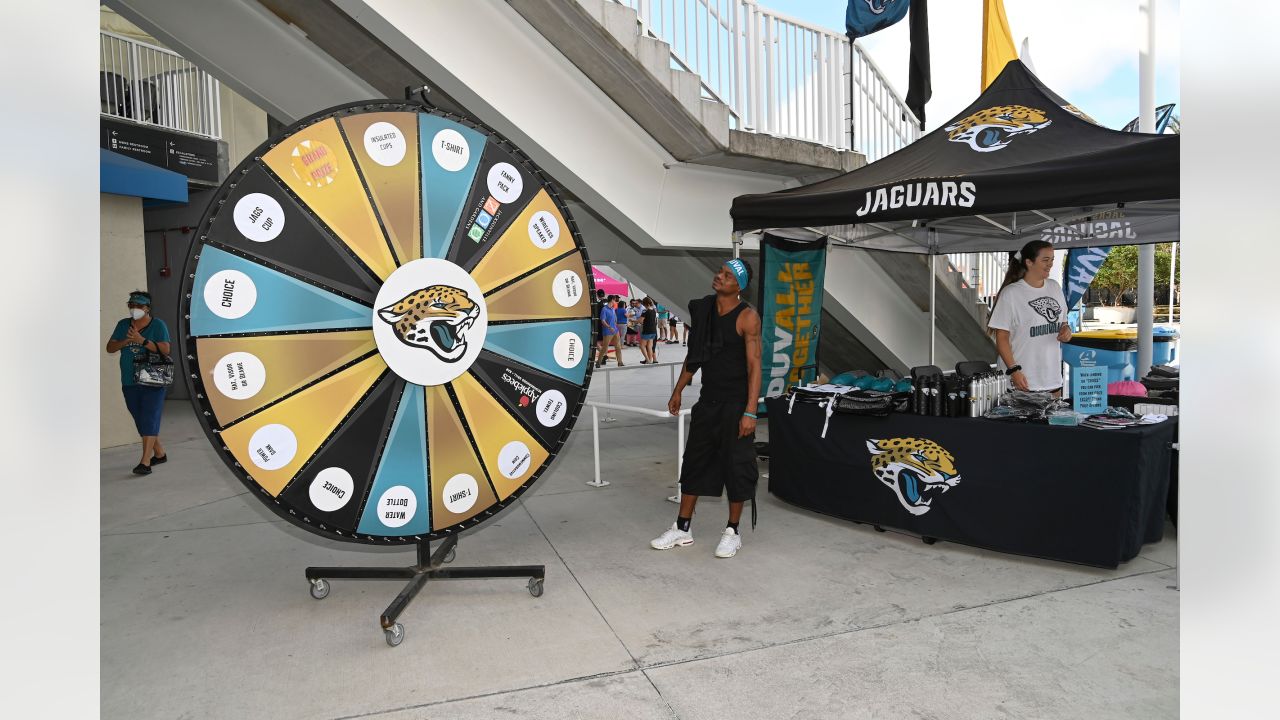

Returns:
732,232,742,259
929,254,937,365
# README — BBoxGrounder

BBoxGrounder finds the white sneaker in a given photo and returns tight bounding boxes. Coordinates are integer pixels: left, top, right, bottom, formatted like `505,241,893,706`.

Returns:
650,523,694,550
714,527,742,558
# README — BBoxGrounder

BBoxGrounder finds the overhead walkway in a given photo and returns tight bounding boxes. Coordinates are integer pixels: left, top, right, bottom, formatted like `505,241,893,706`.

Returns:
108,0,995,372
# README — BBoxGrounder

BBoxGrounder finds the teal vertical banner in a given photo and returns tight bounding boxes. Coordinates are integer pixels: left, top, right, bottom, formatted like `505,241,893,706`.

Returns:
758,232,827,402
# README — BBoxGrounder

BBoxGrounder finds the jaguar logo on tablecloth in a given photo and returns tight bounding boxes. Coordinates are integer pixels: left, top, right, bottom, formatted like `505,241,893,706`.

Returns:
866,437,961,516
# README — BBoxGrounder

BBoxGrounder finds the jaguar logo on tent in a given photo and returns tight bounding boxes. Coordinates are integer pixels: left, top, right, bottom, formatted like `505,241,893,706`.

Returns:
944,105,1053,152
866,438,961,516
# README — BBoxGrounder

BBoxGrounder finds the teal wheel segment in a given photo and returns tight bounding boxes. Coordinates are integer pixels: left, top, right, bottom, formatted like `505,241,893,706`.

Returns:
189,246,372,336
483,319,592,385
356,383,431,536
419,114,486,260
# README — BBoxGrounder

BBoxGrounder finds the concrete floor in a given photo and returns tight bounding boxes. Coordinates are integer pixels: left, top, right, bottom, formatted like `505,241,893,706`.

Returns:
101,344,1178,719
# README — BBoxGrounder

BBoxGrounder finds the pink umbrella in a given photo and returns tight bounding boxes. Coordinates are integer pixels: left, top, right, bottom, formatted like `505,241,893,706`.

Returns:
591,266,631,297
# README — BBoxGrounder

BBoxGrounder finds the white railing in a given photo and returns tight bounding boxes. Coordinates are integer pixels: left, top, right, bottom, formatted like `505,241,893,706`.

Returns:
617,0,919,161
100,30,222,140
947,252,1008,309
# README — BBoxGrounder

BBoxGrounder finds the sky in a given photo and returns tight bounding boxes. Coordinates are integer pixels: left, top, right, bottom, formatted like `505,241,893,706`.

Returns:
768,0,1180,131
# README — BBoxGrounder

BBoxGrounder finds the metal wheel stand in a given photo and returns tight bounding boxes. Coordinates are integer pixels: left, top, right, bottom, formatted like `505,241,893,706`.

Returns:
305,535,545,647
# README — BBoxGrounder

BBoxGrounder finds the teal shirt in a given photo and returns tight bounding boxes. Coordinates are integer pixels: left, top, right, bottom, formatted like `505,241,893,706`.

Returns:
111,317,170,386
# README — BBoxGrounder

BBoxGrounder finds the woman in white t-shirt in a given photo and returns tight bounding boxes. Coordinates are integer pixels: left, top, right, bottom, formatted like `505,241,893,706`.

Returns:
987,240,1073,393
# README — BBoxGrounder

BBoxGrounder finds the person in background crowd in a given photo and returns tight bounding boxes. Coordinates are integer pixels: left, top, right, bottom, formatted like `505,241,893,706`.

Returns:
652,259,762,559
591,288,607,365
667,313,682,344
612,295,629,366
988,240,1073,395
626,298,642,347
597,294,619,367
105,290,172,475
656,303,670,342
639,297,659,364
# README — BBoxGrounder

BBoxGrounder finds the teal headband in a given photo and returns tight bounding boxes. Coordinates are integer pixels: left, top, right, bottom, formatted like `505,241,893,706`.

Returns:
725,258,749,290
128,293,151,306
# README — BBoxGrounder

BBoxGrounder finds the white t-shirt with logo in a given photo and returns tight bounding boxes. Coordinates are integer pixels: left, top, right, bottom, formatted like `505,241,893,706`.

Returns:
988,279,1067,391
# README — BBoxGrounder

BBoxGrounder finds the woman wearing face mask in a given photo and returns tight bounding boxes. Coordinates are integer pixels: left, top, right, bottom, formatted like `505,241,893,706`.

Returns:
105,290,172,475
987,241,1073,395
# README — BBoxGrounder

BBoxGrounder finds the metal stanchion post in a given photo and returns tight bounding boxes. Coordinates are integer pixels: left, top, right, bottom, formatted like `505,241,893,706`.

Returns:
586,405,609,487
603,370,616,422
668,411,685,503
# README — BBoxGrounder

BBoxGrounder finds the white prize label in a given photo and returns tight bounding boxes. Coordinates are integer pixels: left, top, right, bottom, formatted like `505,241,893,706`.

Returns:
553,332,583,369
363,121,407,166
551,270,583,307
528,210,560,249
377,485,417,528
309,467,354,512
247,424,297,471
211,351,266,400
536,389,568,427
204,270,257,320
498,441,533,480
442,473,479,514
486,162,523,204
432,129,470,172
233,193,285,242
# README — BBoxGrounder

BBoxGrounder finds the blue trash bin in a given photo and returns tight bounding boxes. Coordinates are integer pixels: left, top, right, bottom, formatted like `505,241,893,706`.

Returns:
1126,326,1180,370
1152,326,1179,366
1062,330,1138,384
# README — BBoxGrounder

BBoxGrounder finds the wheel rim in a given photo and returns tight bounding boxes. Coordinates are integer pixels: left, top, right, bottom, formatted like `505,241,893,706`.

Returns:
180,102,597,546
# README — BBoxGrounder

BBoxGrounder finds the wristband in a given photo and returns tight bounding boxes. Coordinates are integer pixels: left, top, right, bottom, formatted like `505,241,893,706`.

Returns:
1005,365,1023,376
743,412,757,419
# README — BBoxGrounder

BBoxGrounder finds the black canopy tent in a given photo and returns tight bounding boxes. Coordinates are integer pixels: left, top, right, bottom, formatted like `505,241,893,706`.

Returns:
731,60,1179,361
732,60,1179,254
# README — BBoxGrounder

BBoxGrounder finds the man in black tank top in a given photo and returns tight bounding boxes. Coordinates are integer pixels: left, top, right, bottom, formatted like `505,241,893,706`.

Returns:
650,259,762,559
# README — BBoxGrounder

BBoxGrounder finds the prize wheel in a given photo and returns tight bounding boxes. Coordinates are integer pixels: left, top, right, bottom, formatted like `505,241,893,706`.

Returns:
180,101,595,543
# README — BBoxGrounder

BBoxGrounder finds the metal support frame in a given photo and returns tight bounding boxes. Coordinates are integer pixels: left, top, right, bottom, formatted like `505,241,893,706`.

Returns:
1136,0,1157,380
305,536,545,647
928,228,938,365
929,253,937,364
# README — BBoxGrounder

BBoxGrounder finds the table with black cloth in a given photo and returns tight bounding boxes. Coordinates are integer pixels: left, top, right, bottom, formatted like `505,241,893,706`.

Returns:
765,397,1176,568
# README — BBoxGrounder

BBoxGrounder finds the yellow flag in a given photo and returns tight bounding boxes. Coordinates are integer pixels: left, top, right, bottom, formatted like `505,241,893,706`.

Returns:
982,0,1019,90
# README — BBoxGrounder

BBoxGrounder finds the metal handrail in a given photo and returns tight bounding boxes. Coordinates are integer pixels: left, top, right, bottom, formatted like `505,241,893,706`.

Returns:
100,30,222,140
584,401,691,488
947,251,1008,308
611,0,919,161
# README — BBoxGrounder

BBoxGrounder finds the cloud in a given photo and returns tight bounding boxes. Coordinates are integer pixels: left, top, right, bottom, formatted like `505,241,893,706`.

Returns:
855,0,1180,131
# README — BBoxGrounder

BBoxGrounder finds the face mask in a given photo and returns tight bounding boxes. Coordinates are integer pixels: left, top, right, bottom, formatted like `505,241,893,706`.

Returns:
130,308,146,320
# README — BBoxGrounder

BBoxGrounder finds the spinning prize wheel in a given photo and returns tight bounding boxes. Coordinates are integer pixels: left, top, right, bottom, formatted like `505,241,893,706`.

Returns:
181,102,595,544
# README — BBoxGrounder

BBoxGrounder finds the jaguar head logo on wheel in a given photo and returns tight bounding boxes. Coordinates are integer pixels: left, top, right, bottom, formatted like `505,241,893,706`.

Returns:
378,284,480,363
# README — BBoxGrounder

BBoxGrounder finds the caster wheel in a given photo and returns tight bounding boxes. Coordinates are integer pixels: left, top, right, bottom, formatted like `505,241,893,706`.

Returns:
922,536,937,545
385,623,405,647
527,578,545,598
309,578,330,600
873,525,886,533
443,546,456,564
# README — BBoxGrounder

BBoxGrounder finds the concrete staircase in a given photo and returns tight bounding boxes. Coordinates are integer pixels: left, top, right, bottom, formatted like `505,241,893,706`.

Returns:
508,0,862,182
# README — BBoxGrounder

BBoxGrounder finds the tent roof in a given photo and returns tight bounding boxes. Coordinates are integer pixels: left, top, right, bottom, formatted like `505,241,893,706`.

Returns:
730,61,1179,253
